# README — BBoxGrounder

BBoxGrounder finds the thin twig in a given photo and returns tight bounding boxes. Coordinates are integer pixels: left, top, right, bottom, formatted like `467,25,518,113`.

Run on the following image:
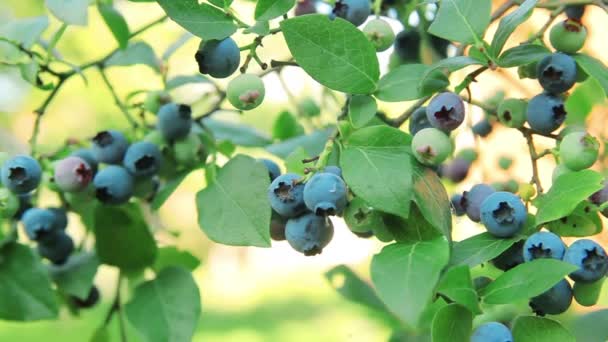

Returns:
520,129,544,193
523,6,563,45
389,96,432,127
98,68,139,129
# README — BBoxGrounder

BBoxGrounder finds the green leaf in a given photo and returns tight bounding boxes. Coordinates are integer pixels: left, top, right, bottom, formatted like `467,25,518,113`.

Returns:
266,128,334,158
375,64,448,102
45,0,89,26
498,44,550,68
255,0,296,21
450,232,523,267
48,252,99,300
480,259,577,304
383,206,442,242
0,243,58,321
280,15,379,94
165,75,210,90
428,0,491,44
535,169,603,226
272,111,305,141
412,166,452,240
491,0,538,55
325,265,387,312
570,309,608,342
153,247,200,273
284,147,310,176
208,0,233,9
340,126,413,218
436,266,481,314
94,204,158,271
196,155,271,247
244,21,270,35
106,41,159,71
419,56,483,92
98,4,130,50
546,201,603,237
431,304,473,342
0,16,49,63
125,267,201,342
574,54,608,97
513,316,576,342
156,0,237,40
202,118,271,147
371,238,450,327
565,78,606,125
348,95,377,128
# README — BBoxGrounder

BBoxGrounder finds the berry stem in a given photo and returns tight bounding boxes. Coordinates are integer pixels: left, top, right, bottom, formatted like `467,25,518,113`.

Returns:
98,68,139,130
521,129,545,194
523,6,563,45
389,95,432,128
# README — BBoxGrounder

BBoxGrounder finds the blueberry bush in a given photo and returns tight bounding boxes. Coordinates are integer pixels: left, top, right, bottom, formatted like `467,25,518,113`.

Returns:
1,0,608,341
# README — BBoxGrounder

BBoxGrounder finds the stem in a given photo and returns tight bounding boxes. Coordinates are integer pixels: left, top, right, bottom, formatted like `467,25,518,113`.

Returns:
389,96,431,127
193,92,228,122
269,60,299,68
520,129,544,194
101,274,127,341
98,68,139,129
523,6,563,45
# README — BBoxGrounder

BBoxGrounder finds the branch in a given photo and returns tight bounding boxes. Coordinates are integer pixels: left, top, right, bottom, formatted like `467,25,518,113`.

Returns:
523,6,563,45
520,129,545,193
389,96,432,128
98,68,139,129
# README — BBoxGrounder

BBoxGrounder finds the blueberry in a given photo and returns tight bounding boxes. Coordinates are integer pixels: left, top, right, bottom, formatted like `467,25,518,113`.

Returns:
93,165,135,205
492,240,525,271
72,286,100,309
426,92,465,132
1,155,42,194
173,132,205,167
195,38,240,79
590,182,608,218
471,322,513,342
285,213,334,256
559,132,599,171
450,194,466,216
473,276,493,291
411,128,452,166
91,130,129,164
430,34,451,59
331,0,371,27
481,192,527,238
323,166,342,178
157,103,192,141
227,74,265,111
565,5,585,20
123,141,162,178
48,207,68,231
394,29,420,62
270,211,287,241
497,98,527,128
259,158,281,181
537,53,577,94
37,231,74,265
472,118,492,137
523,231,566,262
295,0,317,16
362,18,395,52
408,107,432,136
21,208,63,242
0,188,19,218
526,93,567,134
71,148,98,175
268,173,307,218
550,19,587,54
461,184,495,222
529,279,573,316
53,156,93,192
563,239,608,283
14,193,33,220
441,158,471,183
303,172,348,216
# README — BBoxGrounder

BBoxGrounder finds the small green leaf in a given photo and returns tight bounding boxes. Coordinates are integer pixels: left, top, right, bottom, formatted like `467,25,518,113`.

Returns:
165,75,209,90
419,56,483,92
535,170,603,226
202,118,272,147
382,206,441,242
156,0,237,40
375,64,447,102
255,0,296,21
574,54,608,97
45,0,89,26
513,316,576,342
106,41,159,71
348,95,377,128
98,4,130,50
244,21,270,35
281,15,379,94
0,16,49,63
565,78,606,125
266,128,334,158
546,201,603,237
272,111,305,141
481,259,577,304
428,0,491,44
431,304,473,342
436,266,481,314
412,166,452,240
498,44,550,68
151,171,190,210
48,252,99,300
325,265,387,312
371,238,450,327
125,267,201,342
284,147,309,176
196,155,271,247
491,0,538,55
450,232,523,267
153,247,200,273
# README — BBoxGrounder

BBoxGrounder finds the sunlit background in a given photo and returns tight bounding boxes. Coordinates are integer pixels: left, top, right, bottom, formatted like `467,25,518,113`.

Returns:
1,0,607,341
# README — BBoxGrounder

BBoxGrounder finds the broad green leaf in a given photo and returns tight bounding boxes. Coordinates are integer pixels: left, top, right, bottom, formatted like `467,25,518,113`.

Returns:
574,54,608,97
165,75,210,90
570,309,608,342
0,16,49,63
208,0,233,9
546,201,603,237
498,43,550,68
325,265,387,312
281,15,379,94
375,64,442,102
349,95,377,128
125,267,201,342
98,4,130,50
0,243,58,321
480,259,577,304
491,0,538,55
266,128,334,158
45,0,89,26
383,206,442,242
94,204,158,271
272,111,305,141
202,118,272,147
411,166,452,240
428,0,491,44
153,247,200,273
371,238,450,327
436,266,481,314
196,155,271,247
340,126,413,218
450,232,523,267
513,316,576,342
255,0,296,21
244,21,270,36
156,0,237,40
535,170,603,226
105,42,159,71
151,171,190,210
431,304,473,342
48,252,99,300
284,147,310,176
565,78,606,125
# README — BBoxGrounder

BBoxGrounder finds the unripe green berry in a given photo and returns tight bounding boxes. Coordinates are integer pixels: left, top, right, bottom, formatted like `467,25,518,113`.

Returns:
344,197,385,234
456,148,478,163
559,132,599,171
362,18,395,52
372,221,394,242
144,90,170,114
173,132,205,167
550,19,587,54
497,99,527,128
143,130,168,148
227,74,265,111
552,163,573,182
519,183,536,201
412,128,452,166
498,156,513,170
0,188,19,218
573,278,604,307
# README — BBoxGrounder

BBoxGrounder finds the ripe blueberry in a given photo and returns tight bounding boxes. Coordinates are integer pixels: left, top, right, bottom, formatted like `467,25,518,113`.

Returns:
412,128,452,166
481,192,527,238
362,18,395,52
294,0,317,16
21,208,63,242
268,173,307,218
441,158,471,183
537,53,577,94
259,159,281,181
331,0,371,27
563,239,608,283
53,156,93,192
450,194,466,216
529,279,573,316
550,19,587,54
270,211,287,241
492,240,525,271
285,213,334,256
195,38,240,79
1,155,42,194
93,165,135,205
526,93,567,134
408,107,432,136
393,30,420,62
472,118,492,137
426,92,465,132
303,172,348,216
559,132,599,171
227,74,265,111
48,207,68,231
123,141,162,178
471,322,513,342
37,230,74,265
71,148,98,175
497,98,527,128
157,103,192,141
590,182,608,218
91,130,129,164
72,286,100,309
565,5,585,20
461,184,495,223
0,188,19,218
323,166,342,178
523,231,566,262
